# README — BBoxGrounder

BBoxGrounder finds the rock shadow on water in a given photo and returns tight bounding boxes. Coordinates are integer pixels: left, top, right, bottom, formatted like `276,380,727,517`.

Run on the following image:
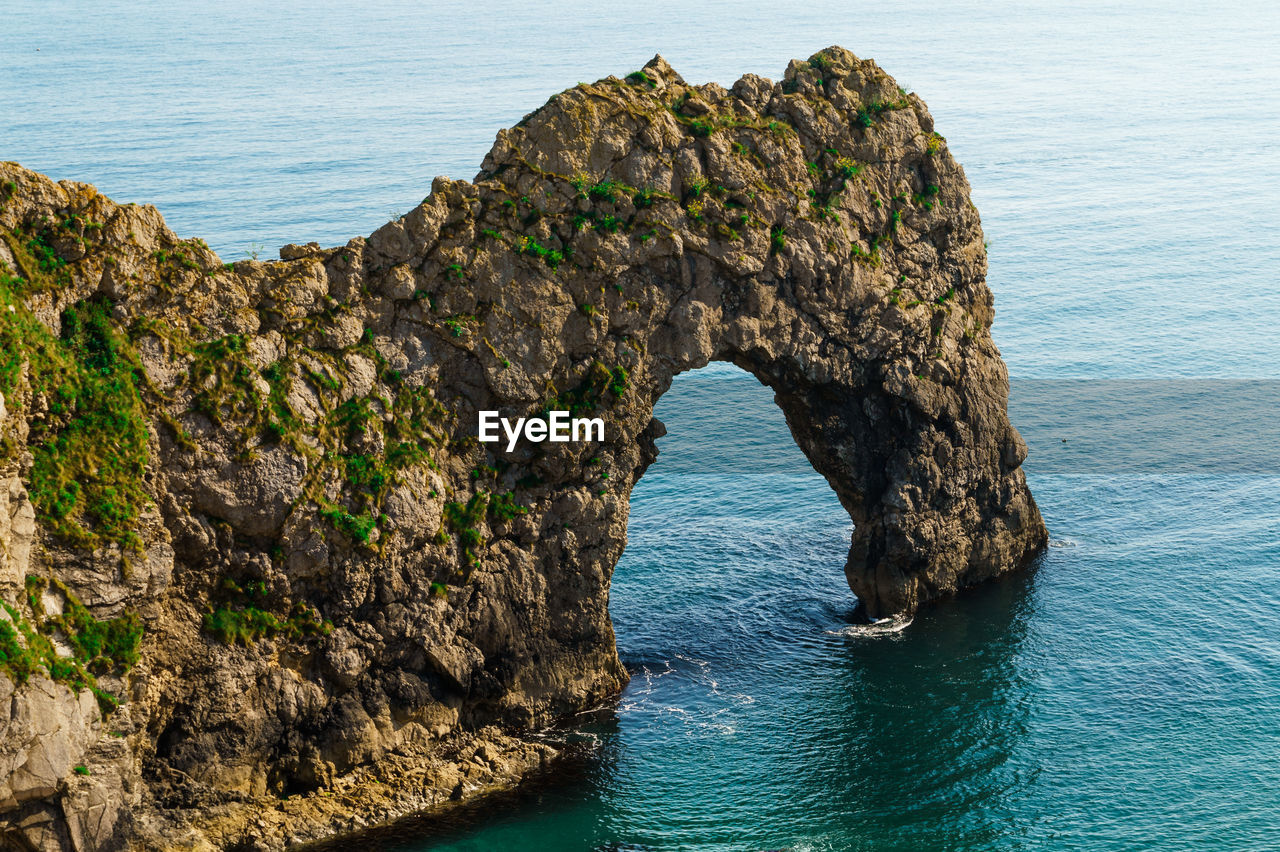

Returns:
816,565,1042,850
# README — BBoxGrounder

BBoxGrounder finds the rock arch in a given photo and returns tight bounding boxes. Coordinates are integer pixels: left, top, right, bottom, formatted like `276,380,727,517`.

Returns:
0,46,1043,849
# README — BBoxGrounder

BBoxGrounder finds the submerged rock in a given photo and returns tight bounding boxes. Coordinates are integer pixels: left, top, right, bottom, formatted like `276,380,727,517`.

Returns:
0,46,1044,850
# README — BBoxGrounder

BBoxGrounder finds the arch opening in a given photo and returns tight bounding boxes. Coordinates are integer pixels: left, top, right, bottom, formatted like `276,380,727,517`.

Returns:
610,362,857,660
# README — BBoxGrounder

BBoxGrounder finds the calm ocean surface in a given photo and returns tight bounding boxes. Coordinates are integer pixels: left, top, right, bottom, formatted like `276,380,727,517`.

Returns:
5,1,1280,848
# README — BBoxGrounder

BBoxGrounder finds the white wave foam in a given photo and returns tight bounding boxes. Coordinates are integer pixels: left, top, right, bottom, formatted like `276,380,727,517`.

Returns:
826,613,913,637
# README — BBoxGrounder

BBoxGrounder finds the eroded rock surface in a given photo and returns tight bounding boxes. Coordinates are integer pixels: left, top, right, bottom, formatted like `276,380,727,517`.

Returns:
0,47,1045,850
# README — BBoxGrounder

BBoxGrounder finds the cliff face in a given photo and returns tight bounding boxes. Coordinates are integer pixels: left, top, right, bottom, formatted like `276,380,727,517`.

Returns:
0,48,1045,850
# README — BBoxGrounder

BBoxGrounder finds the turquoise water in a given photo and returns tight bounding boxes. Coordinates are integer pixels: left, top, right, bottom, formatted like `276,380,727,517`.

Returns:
5,2,1280,848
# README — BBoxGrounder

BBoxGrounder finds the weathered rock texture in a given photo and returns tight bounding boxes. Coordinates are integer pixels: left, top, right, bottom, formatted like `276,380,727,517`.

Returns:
0,48,1045,850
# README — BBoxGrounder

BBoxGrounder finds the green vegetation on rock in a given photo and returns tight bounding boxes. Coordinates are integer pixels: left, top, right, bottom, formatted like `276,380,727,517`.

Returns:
0,263,150,550
319,502,379,544
544,361,629,418
203,602,332,646
202,576,332,645
0,577,142,714
488,490,527,522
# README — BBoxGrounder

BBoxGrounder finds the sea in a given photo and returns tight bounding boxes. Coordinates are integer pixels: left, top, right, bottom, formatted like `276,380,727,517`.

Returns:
4,1,1280,848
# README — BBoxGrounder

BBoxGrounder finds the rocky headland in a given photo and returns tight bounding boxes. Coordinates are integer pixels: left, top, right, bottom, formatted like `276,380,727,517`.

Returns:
0,48,1046,850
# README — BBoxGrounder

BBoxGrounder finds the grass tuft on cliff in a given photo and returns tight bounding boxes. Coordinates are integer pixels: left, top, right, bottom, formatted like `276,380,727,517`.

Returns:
0,577,143,714
0,265,150,550
202,575,333,646
203,602,332,646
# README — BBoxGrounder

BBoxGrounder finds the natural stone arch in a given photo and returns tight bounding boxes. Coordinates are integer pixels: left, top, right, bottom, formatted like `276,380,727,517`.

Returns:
447,46,1046,621
618,274,1040,620
0,46,1044,848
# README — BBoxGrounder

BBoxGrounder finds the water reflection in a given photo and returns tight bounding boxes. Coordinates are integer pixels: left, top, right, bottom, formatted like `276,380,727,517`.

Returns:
817,571,1040,851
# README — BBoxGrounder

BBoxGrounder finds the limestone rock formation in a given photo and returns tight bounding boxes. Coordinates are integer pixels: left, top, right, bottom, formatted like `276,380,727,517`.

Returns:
0,47,1045,850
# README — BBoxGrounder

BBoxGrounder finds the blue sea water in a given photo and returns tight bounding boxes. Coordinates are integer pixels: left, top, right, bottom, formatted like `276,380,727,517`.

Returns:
5,1,1280,848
